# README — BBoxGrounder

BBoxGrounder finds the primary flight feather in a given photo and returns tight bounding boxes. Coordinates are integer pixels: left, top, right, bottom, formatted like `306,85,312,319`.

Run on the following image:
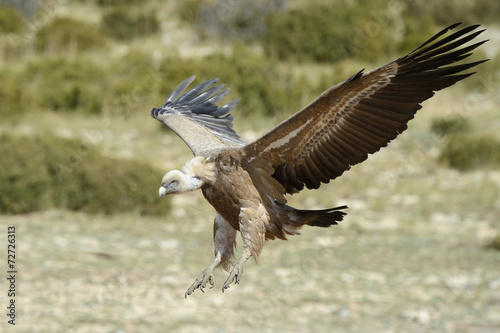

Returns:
150,23,487,297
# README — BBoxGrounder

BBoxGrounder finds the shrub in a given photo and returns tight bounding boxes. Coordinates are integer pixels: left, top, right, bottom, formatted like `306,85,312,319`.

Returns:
486,233,500,251
22,57,107,113
35,16,106,54
264,4,352,63
12,51,164,116
0,134,170,216
263,2,398,63
0,135,52,214
53,151,169,215
430,115,470,137
177,0,204,23
402,0,499,26
439,135,500,171
0,5,26,34
0,72,24,118
101,7,159,41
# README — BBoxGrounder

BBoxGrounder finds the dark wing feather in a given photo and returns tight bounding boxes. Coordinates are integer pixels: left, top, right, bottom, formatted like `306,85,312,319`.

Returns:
244,23,488,193
151,76,244,155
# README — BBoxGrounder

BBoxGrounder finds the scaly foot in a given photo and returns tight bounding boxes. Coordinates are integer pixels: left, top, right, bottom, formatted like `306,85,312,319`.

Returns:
222,256,248,292
185,254,222,298
185,269,216,298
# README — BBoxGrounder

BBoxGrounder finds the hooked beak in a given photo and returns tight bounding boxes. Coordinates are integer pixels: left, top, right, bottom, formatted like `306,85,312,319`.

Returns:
159,185,167,198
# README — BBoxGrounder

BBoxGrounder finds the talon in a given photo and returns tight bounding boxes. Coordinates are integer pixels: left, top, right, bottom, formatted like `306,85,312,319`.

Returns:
185,266,219,298
209,276,216,289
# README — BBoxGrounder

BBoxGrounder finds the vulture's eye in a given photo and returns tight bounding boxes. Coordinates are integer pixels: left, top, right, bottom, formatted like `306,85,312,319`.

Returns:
170,180,178,186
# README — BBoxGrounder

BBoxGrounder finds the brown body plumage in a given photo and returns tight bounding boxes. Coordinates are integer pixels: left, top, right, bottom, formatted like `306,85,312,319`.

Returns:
151,23,487,297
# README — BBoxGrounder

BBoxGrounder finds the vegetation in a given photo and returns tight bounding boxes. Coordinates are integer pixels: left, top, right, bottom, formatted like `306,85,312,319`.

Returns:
35,16,107,54
22,56,107,113
0,5,26,33
0,45,308,118
430,115,471,137
0,134,169,215
0,134,52,214
0,71,23,118
177,0,204,23
101,7,159,41
487,233,500,251
178,0,497,63
264,2,398,63
439,135,500,171
404,0,500,26
431,115,500,171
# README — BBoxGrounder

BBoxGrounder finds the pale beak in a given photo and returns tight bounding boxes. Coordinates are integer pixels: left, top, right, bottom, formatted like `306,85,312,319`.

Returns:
159,185,167,198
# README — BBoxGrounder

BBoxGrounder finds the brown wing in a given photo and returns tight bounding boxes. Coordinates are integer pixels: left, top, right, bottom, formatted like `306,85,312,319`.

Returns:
244,23,488,193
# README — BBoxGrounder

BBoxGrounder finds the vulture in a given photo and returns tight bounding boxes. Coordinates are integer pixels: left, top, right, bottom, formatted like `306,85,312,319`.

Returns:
151,23,487,297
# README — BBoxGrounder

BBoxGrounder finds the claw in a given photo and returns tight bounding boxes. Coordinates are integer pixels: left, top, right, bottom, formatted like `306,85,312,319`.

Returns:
185,261,222,298
222,264,243,292
185,272,216,298
185,252,249,297
200,275,215,293
209,276,216,289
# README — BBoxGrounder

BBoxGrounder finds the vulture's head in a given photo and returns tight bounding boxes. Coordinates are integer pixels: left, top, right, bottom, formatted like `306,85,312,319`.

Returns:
158,157,217,198
158,170,203,197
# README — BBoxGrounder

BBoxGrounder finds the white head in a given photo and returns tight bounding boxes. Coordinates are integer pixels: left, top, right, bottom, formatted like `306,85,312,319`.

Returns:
158,156,216,198
158,170,203,197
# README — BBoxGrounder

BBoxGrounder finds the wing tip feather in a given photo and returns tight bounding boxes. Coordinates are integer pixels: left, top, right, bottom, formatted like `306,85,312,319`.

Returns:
153,76,245,147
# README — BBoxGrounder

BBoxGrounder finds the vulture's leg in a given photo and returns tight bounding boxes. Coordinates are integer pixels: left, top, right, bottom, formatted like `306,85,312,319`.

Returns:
222,245,251,292
185,213,236,298
222,202,267,292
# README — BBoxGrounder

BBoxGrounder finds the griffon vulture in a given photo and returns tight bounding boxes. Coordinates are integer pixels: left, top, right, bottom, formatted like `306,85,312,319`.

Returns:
151,23,487,297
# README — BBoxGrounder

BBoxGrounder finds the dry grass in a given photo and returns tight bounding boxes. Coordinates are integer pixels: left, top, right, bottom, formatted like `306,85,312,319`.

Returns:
4,176,499,332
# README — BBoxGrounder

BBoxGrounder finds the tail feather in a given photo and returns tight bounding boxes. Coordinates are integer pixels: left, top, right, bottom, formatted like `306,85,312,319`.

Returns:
294,205,348,227
275,201,347,236
270,201,347,237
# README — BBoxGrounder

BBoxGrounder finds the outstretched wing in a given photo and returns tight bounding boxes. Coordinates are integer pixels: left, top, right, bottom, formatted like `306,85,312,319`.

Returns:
151,76,244,156
244,23,488,193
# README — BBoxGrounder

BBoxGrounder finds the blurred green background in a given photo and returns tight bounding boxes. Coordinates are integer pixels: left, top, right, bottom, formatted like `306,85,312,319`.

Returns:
0,0,499,332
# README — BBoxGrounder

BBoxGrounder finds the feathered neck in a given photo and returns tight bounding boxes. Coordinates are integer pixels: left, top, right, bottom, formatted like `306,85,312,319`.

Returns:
182,156,217,184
